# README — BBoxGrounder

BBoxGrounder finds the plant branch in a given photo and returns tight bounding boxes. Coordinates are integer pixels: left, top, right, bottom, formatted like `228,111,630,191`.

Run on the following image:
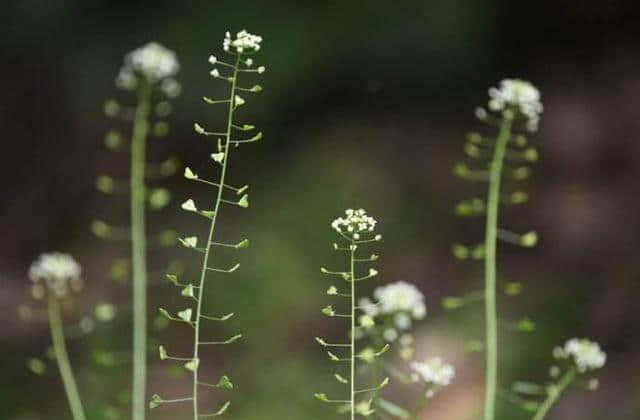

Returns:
131,80,152,420
48,295,87,420
483,114,513,420
531,368,576,420
192,53,241,420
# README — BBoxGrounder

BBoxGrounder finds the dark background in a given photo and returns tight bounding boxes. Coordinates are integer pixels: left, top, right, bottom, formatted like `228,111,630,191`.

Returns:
1,1,639,419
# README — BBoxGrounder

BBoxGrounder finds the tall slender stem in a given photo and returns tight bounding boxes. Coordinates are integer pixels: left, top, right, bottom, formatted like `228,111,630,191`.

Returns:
412,395,428,420
531,368,576,420
131,80,152,420
192,54,241,420
350,241,356,420
48,295,87,420
483,115,513,420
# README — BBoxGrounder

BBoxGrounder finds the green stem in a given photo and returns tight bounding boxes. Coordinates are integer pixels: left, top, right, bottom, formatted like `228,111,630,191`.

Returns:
48,295,87,420
350,241,356,420
531,368,576,420
192,54,241,420
483,114,513,420
131,80,152,420
412,395,428,420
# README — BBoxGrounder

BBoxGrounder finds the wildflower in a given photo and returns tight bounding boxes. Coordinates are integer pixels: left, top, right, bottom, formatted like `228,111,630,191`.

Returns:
374,281,427,321
331,209,377,238
410,357,455,388
29,253,82,299
553,338,606,372
487,79,543,132
223,30,263,53
117,42,179,89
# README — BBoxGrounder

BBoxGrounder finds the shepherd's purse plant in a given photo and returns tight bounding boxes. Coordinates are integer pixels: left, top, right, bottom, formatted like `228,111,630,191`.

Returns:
27,253,87,420
314,209,391,419
99,41,181,420
151,29,265,419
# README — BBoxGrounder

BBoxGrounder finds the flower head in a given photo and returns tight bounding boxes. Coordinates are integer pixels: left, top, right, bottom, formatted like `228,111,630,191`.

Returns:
223,30,263,53
486,79,542,132
373,281,427,320
410,357,455,388
117,42,180,90
553,338,606,372
29,252,82,299
331,209,377,239
357,281,426,342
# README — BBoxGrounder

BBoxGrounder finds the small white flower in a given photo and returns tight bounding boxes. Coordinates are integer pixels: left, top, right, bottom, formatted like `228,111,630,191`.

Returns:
119,42,179,87
257,66,265,74
383,328,398,342
210,68,220,78
224,29,263,53
554,338,606,372
160,78,181,98
331,209,378,239
358,298,379,317
410,357,455,387
399,334,414,347
235,95,245,106
394,313,412,330
486,79,543,132
373,281,426,320
245,58,253,67
208,55,217,64
29,253,82,299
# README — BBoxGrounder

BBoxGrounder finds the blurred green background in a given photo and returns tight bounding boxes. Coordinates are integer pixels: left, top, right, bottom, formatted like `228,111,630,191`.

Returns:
2,0,640,419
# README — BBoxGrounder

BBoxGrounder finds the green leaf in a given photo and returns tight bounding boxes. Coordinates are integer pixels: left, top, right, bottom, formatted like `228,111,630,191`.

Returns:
184,358,199,372
26,358,46,375
165,274,179,286
237,194,249,208
149,394,163,409
177,308,192,322
314,393,330,403
181,284,195,298
159,345,168,360
216,375,234,389
334,373,348,384
235,239,250,249
211,152,225,163
321,305,334,316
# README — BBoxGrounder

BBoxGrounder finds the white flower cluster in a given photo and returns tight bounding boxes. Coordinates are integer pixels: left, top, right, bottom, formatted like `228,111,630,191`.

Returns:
331,209,378,240
410,357,455,388
116,42,180,96
29,252,83,299
487,79,543,132
553,338,606,373
223,30,263,53
359,281,427,342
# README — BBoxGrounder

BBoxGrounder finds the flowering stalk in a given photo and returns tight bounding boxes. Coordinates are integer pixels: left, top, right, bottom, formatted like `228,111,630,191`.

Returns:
483,114,513,420
315,209,388,419
48,295,87,420
28,253,86,420
130,78,152,420
525,338,605,420
452,79,543,420
152,30,264,419
530,367,575,420
101,43,180,420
